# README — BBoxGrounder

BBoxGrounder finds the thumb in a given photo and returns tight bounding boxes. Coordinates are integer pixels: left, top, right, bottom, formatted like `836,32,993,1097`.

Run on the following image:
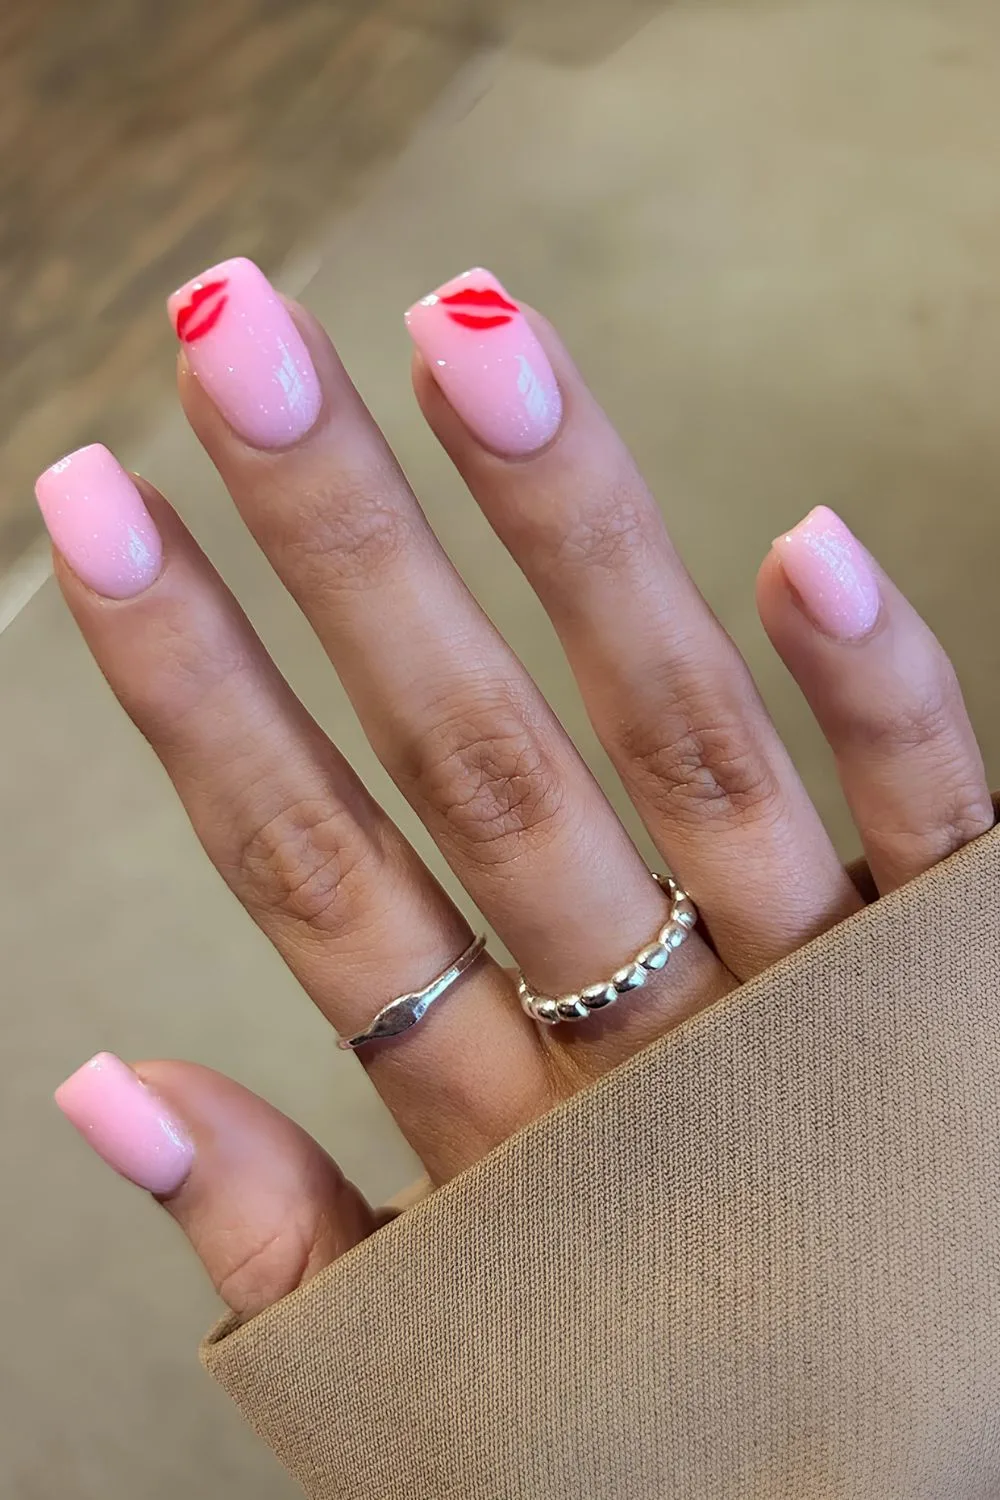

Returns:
55,1054,377,1321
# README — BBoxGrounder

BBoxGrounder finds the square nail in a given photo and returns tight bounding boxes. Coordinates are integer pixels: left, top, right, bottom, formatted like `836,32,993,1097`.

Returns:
772,506,881,641
55,1053,193,1196
35,444,162,599
168,256,322,449
405,267,562,457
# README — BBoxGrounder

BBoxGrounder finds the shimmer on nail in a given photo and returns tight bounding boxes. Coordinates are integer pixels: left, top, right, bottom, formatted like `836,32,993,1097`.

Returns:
773,506,881,642
35,445,162,600
55,1053,194,1196
405,267,562,458
168,256,322,450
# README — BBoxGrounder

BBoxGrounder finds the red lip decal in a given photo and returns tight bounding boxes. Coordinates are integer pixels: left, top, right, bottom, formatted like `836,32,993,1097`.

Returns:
441,284,518,331
175,278,229,343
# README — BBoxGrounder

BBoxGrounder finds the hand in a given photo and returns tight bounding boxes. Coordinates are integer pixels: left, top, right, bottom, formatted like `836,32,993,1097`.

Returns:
40,258,992,1320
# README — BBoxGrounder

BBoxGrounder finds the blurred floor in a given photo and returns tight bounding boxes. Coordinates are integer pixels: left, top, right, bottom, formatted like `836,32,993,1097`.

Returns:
0,0,659,572
0,0,487,569
6,0,1000,1495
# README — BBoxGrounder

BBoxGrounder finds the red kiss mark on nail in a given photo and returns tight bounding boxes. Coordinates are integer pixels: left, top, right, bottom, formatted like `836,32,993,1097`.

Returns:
175,279,229,343
441,285,518,331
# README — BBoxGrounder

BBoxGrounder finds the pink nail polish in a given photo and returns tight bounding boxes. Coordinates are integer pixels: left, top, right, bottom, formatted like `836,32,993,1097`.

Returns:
168,256,322,449
55,1053,193,1195
35,444,162,600
772,506,881,641
405,267,562,457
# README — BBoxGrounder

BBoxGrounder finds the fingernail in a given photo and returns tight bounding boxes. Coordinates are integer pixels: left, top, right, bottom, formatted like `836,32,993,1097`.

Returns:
168,256,322,449
772,506,881,641
35,444,162,600
55,1053,194,1196
405,267,562,457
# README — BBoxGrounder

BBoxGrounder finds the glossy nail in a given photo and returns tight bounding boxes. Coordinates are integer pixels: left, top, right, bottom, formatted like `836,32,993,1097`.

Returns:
405,267,562,457
55,1052,194,1195
35,444,162,599
168,256,322,449
773,506,881,642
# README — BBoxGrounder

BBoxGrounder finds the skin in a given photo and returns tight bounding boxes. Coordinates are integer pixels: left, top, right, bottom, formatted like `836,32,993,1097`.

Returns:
50,291,993,1323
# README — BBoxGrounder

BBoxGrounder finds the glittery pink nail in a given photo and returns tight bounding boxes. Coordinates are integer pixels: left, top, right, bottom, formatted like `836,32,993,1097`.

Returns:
35,444,162,599
168,256,321,449
772,506,881,641
55,1053,193,1196
405,267,562,457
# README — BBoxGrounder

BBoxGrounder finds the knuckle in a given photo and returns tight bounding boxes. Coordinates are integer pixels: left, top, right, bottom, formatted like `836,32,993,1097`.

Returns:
232,795,378,933
863,782,993,877
403,698,567,864
540,482,655,579
216,1219,321,1316
852,677,958,755
126,612,258,747
619,709,781,830
940,795,995,848
284,467,418,590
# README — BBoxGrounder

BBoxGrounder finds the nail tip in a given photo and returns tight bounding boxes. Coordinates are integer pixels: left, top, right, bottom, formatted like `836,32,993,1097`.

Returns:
416,264,504,306
56,1050,120,1090
173,254,262,292
167,256,260,330
36,442,110,492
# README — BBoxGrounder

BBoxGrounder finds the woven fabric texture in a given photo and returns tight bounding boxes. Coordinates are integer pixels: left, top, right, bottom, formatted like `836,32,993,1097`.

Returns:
203,826,1000,1498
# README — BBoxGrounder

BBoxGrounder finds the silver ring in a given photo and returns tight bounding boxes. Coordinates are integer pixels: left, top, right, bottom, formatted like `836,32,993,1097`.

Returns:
337,932,487,1051
517,874,697,1026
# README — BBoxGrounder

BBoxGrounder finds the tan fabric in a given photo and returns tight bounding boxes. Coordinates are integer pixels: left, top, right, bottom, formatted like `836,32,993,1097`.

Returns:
202,827,1000,1498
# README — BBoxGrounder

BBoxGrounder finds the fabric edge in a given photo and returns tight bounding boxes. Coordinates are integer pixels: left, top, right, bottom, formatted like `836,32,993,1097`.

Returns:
201,815,1000,1369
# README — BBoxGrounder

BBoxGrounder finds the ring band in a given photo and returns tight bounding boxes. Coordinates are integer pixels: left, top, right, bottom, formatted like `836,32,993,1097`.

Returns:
517,874,697,1026
337,932,488,1051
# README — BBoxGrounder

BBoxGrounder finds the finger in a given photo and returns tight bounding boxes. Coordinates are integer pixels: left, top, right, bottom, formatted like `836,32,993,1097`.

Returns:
35,445,546,1181
171,257,732,1069
759,507,993,892
409,269,860,979
55,1052,375,1320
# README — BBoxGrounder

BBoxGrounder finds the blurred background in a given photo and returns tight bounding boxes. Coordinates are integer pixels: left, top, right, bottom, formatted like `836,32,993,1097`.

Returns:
4,0,1000,1494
